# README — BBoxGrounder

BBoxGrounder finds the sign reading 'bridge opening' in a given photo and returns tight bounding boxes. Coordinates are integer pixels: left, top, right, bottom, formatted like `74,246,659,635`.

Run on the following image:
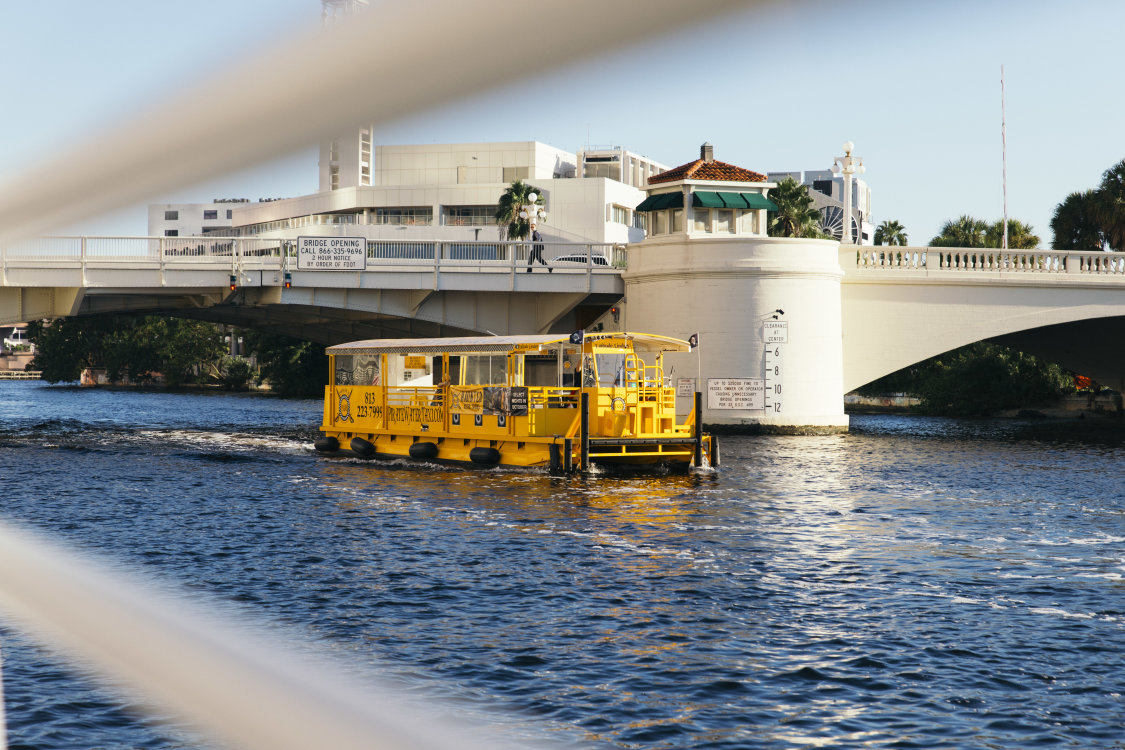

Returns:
297,236,366,270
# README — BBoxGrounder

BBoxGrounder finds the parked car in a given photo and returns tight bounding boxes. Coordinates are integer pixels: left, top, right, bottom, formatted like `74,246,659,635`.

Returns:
552,252,610,266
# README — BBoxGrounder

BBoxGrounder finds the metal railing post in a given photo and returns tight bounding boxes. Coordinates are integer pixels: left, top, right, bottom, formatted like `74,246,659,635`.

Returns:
580,392,590,472
0,639,7,750
693,392,703,467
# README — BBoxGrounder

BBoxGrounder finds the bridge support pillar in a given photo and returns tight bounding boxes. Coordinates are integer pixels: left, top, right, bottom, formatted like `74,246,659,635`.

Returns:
622,236,848,434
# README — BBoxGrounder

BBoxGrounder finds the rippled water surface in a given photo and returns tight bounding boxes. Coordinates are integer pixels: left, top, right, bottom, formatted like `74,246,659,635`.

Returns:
1,381,1123,749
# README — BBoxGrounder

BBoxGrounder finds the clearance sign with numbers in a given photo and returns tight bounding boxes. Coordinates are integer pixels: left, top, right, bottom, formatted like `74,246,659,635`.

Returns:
707,378,764,410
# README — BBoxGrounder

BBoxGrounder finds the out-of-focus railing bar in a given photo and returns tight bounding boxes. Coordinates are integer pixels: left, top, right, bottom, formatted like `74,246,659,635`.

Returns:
0,523,508,750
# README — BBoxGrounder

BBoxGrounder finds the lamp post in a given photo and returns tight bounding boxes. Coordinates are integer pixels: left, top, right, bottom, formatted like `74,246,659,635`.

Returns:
518,191,543,239
830,141,865,245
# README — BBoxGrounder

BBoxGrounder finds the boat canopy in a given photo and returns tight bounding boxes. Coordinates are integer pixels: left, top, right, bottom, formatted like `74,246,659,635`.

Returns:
326,332,692,356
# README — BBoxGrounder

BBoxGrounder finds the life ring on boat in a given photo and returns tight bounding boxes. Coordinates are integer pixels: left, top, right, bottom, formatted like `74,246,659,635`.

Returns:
611,397,627,412
314,436,339,453
350,436,375,459
408,441,439,461
469,447,501,465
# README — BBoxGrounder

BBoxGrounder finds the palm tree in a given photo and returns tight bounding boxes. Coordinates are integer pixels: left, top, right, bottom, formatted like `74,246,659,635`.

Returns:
1095,159,1125,252
985,219,1040,249
1051,190,1105,250
929,215,988,248
767,177,827,239
873,219,908,246
494,179,544,241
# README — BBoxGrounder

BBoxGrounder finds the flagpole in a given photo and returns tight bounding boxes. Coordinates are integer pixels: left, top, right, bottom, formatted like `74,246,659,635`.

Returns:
1001,63,1008,253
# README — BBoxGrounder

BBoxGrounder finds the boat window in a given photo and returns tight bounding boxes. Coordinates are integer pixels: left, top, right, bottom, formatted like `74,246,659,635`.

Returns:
460,355,507,386
524,355,557,387
334,355,381,385
595,350,628,387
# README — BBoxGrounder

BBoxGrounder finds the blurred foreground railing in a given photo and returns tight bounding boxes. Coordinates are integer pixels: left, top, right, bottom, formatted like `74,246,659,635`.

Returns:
0,522,520,750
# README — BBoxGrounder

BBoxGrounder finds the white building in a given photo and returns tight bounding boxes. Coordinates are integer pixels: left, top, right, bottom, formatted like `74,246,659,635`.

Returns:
147,141,670,245
147,199,245,237
767,170,873,245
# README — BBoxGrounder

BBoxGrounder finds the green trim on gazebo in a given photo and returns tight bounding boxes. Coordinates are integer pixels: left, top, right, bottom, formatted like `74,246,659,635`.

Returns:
692,191,776,211
692,191,725,208
635,192,684,212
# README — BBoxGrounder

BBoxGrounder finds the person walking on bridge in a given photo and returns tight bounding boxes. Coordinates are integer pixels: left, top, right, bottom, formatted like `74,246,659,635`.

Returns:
527,223,550,273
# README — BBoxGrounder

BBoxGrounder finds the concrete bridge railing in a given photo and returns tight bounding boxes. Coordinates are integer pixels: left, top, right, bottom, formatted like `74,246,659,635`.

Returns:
847,246,1125,275
0,237,627,287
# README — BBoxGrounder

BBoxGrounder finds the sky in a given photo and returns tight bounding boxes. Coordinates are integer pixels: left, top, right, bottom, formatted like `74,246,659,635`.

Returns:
1,0,1122,246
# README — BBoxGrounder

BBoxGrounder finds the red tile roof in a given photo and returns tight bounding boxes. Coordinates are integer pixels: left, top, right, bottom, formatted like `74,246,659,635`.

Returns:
648,158,767,184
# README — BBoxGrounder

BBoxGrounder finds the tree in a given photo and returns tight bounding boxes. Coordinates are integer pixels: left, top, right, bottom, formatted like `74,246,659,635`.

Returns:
28,314,225,385
857,342,1072,417
28,316,118,382
984,218,1040,249
1051,190,1105,250
929,215,989,248
494,179,545,241
242,330,327,398
767,177,828,239
1095,158,1125,252
873,219,908,246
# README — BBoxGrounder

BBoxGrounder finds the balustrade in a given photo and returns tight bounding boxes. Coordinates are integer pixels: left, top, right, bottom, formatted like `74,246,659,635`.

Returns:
849,246,1125,277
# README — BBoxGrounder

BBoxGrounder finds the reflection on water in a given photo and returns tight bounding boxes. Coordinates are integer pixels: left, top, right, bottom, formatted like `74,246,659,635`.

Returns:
0,383,1123,749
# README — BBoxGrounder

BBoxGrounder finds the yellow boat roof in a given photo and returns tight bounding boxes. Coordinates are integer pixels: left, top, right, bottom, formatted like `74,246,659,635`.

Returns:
326,332,692,356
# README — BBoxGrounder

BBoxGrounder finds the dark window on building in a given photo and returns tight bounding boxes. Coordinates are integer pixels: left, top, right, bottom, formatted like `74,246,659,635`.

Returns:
164,229,179,237
164,210,179,220
226,210,233,219
203,209,218,220
812,180,835,197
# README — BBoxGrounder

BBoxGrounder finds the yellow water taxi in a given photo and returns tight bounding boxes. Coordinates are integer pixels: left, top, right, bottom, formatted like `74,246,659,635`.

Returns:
315,332,716,472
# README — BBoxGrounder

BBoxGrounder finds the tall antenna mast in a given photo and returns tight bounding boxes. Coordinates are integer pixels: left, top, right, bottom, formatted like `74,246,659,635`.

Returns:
1001,64,1008,252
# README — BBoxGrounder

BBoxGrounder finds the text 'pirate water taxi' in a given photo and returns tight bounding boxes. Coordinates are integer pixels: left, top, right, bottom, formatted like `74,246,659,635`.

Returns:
315,332,716,472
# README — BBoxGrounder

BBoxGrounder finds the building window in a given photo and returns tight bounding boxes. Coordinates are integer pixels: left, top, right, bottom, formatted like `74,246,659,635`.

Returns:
694,208,710,233
502,167,529,182
164,210,178,221
610,205,629,225
164,229,178,237
654,211,668,235
330,165,340,191
203,209,218,220
226,210,233,219
671,209,683,233
444,206,494,226
375,207,433,226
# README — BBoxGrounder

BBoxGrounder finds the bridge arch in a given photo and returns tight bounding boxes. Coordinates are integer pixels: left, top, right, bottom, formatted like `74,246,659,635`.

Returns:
841,247,1125,391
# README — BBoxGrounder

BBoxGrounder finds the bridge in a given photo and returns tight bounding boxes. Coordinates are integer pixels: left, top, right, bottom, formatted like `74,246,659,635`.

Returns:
0,236,625,343
842,246,1125,390
4,237,1125,389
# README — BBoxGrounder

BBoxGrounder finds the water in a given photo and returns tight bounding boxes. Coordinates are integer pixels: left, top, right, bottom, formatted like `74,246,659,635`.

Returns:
0,381,1123,749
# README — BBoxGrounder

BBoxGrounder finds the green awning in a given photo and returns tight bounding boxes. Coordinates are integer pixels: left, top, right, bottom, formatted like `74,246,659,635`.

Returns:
635,192,683,211
692,191,726,208
717,192,751,208
743,193,777,210
692,191,776,211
